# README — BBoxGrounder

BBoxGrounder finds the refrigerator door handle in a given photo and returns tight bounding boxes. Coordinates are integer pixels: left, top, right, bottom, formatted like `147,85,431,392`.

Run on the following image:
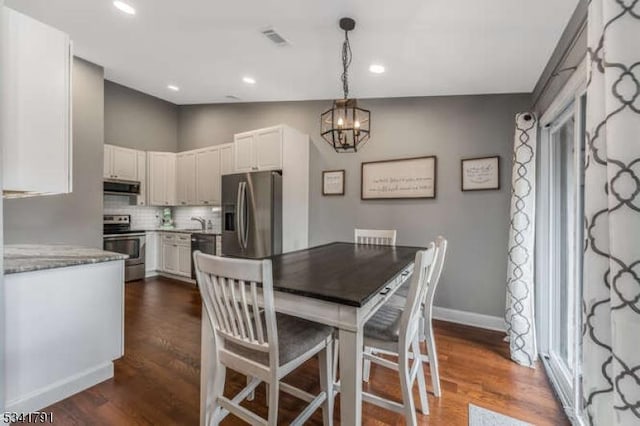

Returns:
236,182,245,249
241,182,249,249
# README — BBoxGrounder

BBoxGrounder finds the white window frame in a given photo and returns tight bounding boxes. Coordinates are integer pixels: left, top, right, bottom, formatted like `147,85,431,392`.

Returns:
536,57,587,426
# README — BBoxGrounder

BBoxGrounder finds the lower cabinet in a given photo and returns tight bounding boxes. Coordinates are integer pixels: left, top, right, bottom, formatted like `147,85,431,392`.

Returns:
161,238,178,274
159,233,191,279
145,232,158,274
177,244,192,277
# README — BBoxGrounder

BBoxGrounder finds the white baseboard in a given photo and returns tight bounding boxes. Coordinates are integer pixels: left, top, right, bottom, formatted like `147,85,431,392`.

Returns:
6,363,114,414
158,272,196,284
145,270,159,278
145,270,194,284
432,306,506,332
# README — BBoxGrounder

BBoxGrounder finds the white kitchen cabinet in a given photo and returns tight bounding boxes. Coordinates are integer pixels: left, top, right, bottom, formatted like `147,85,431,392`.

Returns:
177,153,197,206
104,144,139,181
219,143,235,175
111,146,138,181
136,151,147,206
255,127,283,170
4,260,124,413
2,7,72,197
145,231,158,275
196,147,221,205
103,144,139,181
148,152,176,206
233,126,283,172
234,133,255,172
159,233,191,278
161,234,178,274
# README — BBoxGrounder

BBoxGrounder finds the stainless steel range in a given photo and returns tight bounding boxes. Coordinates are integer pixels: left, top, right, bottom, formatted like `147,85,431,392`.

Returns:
103,214,146,282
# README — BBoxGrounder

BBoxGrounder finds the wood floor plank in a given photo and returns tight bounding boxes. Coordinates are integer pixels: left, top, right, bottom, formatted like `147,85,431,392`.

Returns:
38,277,568,425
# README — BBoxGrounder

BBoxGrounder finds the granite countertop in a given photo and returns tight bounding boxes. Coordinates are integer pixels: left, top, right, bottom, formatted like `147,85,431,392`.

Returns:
4,244,128,275
148,228,221,235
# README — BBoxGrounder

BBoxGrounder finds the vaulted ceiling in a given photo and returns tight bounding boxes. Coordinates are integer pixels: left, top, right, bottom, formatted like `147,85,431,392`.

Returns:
7,0,578,104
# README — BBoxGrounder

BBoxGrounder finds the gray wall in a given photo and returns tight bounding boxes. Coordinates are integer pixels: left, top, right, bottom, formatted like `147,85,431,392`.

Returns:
179,94,530,317
104,80,178,152
3,58,104,248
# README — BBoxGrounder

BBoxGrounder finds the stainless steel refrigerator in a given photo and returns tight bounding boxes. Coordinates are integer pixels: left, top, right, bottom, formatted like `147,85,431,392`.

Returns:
221,171,282,258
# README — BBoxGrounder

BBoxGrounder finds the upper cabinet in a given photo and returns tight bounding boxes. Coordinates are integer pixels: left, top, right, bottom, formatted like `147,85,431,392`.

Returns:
104,144,139,181
176,152,197,206
148,152,176,206
175,142,233,206
2,7,72,198
220,143,235,175
105,142,234,207
195,147,221,206
234,127,283,172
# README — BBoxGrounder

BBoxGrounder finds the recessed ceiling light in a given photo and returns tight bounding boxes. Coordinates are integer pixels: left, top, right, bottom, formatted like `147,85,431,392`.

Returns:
113,1,136,15
242,76,256,85
167,85,180,91
369,64,385,74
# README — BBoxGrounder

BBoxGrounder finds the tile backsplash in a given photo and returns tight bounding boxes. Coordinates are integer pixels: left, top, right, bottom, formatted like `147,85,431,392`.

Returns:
104,195,221,232
172,206,221,231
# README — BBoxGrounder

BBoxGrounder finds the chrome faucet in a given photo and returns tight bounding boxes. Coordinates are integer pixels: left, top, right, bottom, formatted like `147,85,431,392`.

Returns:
191,216,206,231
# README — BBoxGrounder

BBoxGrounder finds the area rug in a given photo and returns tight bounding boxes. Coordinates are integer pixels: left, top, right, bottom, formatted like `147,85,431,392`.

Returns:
468,404,532,426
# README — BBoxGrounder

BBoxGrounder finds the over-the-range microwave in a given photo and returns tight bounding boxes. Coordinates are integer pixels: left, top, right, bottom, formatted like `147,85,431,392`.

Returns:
103,179,141,196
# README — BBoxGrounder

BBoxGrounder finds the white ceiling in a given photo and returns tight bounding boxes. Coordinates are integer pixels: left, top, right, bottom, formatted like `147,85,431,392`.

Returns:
7,0,578,105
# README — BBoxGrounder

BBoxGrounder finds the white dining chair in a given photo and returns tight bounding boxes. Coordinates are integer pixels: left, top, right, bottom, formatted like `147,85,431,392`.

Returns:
193,251,335,426
364,236,448,398
360,243,438,425
354,228,397,246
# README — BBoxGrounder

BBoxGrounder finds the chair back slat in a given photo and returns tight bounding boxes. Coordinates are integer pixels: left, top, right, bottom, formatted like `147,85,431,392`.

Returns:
229,279,247,338
354,228,397,246
194,252,277,359
251,281,266,345
209,275,229,332
238,281,255,342
220,277,240,336
201,273,223,331
399,243,437,346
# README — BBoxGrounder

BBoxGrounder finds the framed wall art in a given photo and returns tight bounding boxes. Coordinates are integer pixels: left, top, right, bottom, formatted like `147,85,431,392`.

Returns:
461,156,500,191
322,170,345,195
361,156,437,200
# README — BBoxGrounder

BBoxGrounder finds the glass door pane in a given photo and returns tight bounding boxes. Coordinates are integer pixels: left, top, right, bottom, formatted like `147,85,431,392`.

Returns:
553,113,575,374
543,95,586,415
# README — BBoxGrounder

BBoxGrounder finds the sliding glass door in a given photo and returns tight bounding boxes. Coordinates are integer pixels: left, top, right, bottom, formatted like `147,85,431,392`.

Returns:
537,84,586,424
549,99,583,391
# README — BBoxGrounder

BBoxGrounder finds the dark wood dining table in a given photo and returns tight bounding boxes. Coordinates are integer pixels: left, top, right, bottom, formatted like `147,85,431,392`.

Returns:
200,242,423,426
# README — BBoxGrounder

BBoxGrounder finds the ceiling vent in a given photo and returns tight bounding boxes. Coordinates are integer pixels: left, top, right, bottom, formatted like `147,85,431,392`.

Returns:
225,95,241,101
261,27,290,47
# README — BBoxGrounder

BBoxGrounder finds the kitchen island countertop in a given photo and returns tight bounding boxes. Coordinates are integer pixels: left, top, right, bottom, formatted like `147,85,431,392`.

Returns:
3,244,128,275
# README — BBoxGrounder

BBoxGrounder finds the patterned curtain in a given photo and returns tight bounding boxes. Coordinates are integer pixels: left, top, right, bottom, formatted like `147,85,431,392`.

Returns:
582,0,640,424
505,112,538,368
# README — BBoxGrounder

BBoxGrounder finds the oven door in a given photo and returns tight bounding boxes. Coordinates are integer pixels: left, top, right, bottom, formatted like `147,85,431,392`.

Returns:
104,234,145,266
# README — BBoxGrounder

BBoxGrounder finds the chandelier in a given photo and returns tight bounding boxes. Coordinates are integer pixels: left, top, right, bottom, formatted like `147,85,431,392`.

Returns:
321,18,371,153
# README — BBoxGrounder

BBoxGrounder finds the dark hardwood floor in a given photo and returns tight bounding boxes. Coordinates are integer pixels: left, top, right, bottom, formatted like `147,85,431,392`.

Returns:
43,277,568,425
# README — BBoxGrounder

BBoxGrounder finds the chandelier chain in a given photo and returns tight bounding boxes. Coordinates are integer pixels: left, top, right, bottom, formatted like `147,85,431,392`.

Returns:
341,30,352,99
